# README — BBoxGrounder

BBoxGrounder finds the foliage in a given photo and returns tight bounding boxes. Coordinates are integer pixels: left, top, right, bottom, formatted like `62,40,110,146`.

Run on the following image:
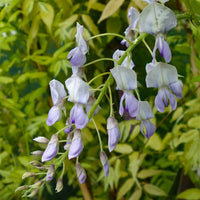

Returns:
0,0,200,200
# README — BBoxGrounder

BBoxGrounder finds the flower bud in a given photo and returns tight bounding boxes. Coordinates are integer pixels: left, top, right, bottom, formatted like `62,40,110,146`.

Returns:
33,136,49,144
68,130,83,159
100,151,109,177
46,164,55,181
31,150,43,156
55,178,63,193
22,172,35,180
27,189,39,197
75,163,87,184
15,185,29,192
42,134,59,162
107,117,121,152
29,161,45,170
64,132,73,151
32,180,44,189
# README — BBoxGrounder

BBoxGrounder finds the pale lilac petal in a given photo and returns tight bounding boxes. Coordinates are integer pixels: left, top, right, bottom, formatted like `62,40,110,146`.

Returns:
136,101,153,121
157,36,172,63
86,95,100,116
166,89,177,111
146,62,178,88
69,104,88,129
65,75,89,104
46,164,55,181
68,47,86,68
155,89,166,113
75,163,87,184
110,66,137,91
46,106,62,126
68,130,83,159
49,79,66,105
145,62,156,73
119,93,125,116
169,80,183,99
64,132,73,151
100,151,109,177
140,120,156,139
152,36,158,63
42,135,58,162
107,117,121,152
125,92,139,117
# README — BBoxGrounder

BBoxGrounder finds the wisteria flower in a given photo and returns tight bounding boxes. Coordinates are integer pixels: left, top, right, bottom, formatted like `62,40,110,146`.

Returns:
64,132,73,151
146,62,183,112
46,164,55,181
107,117,121,152
75,163,87,184
68,129,83,159
142,0,168,4
121,7,140,47
46,79,66,126
100,151,109,177
138,2,177,62
67,22,89,74
136,101,156,138
42,134,59,162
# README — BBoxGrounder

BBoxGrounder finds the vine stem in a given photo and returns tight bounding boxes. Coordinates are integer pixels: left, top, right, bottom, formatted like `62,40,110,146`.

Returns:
87,33,148,120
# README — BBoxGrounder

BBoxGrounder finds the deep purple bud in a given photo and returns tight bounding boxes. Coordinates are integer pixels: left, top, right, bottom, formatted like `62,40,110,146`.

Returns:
55,178,63,192
68,130,83,159
75,163,87,184
100,151,109,177
46,164,55,181
107,117,121,152
42,134,59,162
33,136,49,144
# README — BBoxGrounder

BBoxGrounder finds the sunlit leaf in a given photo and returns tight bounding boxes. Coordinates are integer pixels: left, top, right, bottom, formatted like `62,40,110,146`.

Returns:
143,184,167,196
177,188,200,199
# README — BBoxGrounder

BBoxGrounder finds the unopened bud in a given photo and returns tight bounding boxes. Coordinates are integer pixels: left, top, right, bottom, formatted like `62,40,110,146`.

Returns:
100,151,109,177
33,136,49,144
64,132,73,151
27,189,39,197
31,150,43,156
46,164,55,181
22,172,35,180
15,185,29,192
55,178,63,193
32,180,44,189
30,161,45,170
75,163,87,184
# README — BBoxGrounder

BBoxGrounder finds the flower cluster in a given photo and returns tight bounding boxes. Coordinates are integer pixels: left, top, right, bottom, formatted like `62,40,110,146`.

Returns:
18,1,183,197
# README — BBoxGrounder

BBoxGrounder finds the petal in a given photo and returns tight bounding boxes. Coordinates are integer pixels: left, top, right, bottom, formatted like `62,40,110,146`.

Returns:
169,80,183,99
70,104,88,129
157,36,172,63
119,93,125,116
100,152,109,177
46,106,62,126
145,62,156,73
129,7,140,30
166,89,177,111
110,66,137,90
152,36,158,63
140,120,156,139
125,92,139,117
136,101,153,120
68,130,83,159
49,79,66,105
155,89,166,113
146,62,178,88
75,163,87,184
139,2,177,35
65,75,89,104
69,47,86,68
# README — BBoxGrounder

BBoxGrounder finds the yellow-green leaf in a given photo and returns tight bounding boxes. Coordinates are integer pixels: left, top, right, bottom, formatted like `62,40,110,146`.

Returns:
177,188,200,199
143,184,167,196
0,76,13,84
117,178,135,200
129,189,142,200
39,2,54,32
114,144,133,154
98,0,125,23
137,169,162,179
188,116,200,128
23,0,34,16
146,133,164,151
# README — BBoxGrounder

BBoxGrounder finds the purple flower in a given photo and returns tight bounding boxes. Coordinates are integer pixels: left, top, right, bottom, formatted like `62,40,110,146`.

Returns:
75,163,87,184
121,7,140,47
64,132,73,151
107,117,121,152
46,79,66,126
46,164,55,181
119,91,139,117
68,129,83,159
146,62,183,112
142,0,168,3
113,50,135,69
65,75,89,104
67,22,88,74
136,101,156,138
42,134,59,162
138,2,177,63
33,136,49,144
86,95,101,116
100,151,109,177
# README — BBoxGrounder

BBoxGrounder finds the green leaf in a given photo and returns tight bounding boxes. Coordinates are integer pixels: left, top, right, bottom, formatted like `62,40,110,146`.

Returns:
146,133,164,151
39,2,54,32
117,178,135,200
177,188,200,199
0,76,13,84
22,0,34,16
98,0,125,23
129,189,142,200
143,184,167,196
137,169,162,179
188,116,200,128
114,144,133,154
191,74,200,82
